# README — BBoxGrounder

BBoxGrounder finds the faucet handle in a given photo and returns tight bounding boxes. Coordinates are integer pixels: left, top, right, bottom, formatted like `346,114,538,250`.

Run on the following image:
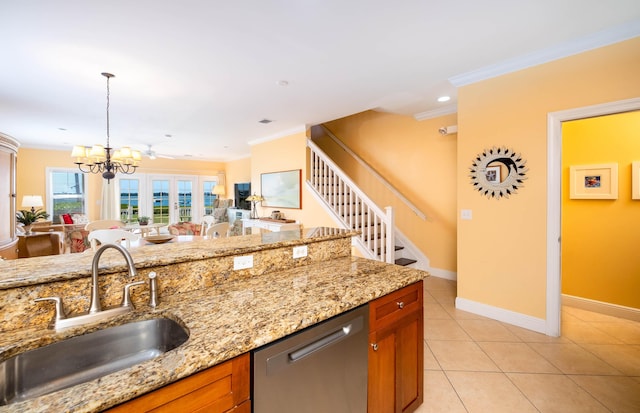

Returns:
148,271,158,308
121,281,145,309
35,296,68,323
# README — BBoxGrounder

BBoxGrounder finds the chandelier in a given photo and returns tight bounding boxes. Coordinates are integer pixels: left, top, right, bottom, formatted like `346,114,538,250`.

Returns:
71,72,141,182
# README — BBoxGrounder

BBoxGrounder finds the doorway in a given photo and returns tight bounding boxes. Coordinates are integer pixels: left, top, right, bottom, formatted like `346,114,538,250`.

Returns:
148,175,198,224
546,97,640,336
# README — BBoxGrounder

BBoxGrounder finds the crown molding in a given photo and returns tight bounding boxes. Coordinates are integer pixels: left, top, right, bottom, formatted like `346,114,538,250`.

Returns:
449,20,640,87
247,125,307,146
413,104,458,121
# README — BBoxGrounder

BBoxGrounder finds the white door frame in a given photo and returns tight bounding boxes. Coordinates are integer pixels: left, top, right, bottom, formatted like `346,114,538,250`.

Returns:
546,97,640,337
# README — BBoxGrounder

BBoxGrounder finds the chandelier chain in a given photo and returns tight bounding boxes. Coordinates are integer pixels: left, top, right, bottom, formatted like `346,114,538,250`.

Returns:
105,73,110,145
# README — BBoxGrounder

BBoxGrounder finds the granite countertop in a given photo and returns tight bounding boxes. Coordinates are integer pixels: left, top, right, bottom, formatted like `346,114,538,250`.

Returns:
0,227,352,289
0,255,426,412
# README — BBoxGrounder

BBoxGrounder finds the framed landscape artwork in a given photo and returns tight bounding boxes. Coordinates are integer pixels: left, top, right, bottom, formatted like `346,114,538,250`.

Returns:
261,169,302,209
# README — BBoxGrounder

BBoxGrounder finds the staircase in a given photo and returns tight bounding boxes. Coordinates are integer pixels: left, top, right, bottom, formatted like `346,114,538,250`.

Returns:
307,138,417,267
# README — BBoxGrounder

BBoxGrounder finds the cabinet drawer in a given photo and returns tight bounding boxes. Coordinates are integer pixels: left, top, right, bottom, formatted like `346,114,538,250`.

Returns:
369,281,423,331
105,353,250,413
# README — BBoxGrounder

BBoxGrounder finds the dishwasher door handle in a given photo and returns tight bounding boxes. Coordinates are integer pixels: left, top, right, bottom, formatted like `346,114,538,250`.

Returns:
262,311,365,376
289,325,352,362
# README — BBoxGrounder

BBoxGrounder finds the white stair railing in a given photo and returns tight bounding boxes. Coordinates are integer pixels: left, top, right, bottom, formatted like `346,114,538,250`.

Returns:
307,139,395,263
317,124,427,220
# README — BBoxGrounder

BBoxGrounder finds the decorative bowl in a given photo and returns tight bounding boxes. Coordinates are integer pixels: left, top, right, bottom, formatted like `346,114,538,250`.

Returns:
145,235,175,244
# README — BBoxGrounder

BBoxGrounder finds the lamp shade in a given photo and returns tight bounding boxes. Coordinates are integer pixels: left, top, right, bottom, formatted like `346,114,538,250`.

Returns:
213,184,225,195
22,195,43,208
246,194,264,202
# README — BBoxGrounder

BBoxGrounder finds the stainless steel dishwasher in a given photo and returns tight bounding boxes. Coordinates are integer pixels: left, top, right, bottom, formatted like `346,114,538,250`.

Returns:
252,304,369,413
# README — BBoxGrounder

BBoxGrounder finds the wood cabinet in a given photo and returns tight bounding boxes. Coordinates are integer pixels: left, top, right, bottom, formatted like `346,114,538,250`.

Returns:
368,280,423,413
0,133,18,260
105,353,250,413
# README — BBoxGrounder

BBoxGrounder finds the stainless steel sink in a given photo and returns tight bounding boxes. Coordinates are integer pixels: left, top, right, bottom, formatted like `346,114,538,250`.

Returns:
0,317,189,406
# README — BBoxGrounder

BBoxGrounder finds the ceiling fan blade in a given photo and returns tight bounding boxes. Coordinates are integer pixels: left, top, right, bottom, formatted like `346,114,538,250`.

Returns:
157,154,175,159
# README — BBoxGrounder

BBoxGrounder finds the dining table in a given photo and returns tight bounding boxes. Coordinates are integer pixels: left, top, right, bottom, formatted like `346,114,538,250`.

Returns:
124,223,167,237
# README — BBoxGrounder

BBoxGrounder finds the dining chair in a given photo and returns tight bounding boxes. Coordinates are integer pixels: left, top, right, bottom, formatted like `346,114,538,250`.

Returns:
206,222,230,238
87,229,140,251
201,215,215,233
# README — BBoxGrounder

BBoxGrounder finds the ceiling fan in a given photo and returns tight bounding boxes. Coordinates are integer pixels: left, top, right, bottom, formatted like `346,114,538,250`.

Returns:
142,144,174,160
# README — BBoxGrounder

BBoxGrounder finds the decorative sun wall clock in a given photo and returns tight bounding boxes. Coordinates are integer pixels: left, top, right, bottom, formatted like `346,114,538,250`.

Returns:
469,146,528,199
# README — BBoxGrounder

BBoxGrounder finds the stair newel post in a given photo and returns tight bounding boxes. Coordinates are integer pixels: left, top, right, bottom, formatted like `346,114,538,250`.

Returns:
385,206,395,264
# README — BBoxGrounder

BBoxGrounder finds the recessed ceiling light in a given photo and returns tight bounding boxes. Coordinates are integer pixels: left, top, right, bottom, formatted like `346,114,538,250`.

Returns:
437,96,451,102
276,80,289,86
259,119,273,124
58,127,67,131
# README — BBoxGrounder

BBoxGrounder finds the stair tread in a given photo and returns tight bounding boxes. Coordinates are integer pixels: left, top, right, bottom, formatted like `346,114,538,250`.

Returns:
395,257,417,266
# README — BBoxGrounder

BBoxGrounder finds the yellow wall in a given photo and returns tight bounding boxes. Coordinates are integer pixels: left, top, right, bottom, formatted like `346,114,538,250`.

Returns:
322,111,458,272
562,111,640,309
249,131,335,228
224,156,252,203
457,37,640,319
17,148,227,221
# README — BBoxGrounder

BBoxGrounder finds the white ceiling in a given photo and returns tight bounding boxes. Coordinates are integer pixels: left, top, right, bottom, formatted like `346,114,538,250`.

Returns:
1,1,639,161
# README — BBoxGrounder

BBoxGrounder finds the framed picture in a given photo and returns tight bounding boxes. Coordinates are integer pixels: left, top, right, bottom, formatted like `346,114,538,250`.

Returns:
632,161,640,200
569,163,618,199
485,166,501,183
261,169,302,209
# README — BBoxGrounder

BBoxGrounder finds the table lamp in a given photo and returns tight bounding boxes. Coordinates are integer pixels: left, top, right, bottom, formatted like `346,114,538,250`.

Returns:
22,195,44,213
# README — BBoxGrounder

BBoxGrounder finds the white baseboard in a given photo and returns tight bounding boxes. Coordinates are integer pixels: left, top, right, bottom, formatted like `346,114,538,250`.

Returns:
455,297,548,335
562,294,640,322
426,267,457,281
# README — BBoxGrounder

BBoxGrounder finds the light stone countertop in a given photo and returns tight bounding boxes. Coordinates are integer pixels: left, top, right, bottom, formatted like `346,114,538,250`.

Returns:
0,254,427,412
0,227,349,289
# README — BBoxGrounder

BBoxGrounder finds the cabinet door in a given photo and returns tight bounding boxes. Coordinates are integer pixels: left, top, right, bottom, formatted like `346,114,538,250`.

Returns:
368,281,424,413
368,327,397,413
396,309,423,413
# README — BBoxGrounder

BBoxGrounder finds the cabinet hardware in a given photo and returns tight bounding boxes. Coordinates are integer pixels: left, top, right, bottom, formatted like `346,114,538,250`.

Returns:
397,301,404,309
370,343,378,351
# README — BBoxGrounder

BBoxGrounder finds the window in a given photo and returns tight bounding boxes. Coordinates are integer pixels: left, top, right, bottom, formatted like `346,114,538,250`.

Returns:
152,179,170,224
117,174,219,224
177,180,193,221
119,178,140,223
47,169,87,223
203,180,217,215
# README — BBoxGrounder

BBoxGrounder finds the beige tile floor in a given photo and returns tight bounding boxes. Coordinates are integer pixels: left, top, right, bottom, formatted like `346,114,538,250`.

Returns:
416,277,640,413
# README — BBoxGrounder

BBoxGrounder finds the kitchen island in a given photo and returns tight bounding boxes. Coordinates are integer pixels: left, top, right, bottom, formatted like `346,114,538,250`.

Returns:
0,228,427,412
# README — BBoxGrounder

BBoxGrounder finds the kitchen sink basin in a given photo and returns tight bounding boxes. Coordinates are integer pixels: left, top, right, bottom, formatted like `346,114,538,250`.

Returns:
0,317,189,406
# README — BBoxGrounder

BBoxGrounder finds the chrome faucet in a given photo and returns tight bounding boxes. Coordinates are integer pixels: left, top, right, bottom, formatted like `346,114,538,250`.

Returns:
89,243,138,313
35,243,144,330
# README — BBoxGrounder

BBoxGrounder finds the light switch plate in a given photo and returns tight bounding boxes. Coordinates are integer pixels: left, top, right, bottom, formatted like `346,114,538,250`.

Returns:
293,245,308,259
234,255,253,270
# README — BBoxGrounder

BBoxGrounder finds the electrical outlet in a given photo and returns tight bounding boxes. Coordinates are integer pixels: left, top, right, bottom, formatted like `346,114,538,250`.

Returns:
461,209,473,220
293,245,308,259
234,255,253,270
